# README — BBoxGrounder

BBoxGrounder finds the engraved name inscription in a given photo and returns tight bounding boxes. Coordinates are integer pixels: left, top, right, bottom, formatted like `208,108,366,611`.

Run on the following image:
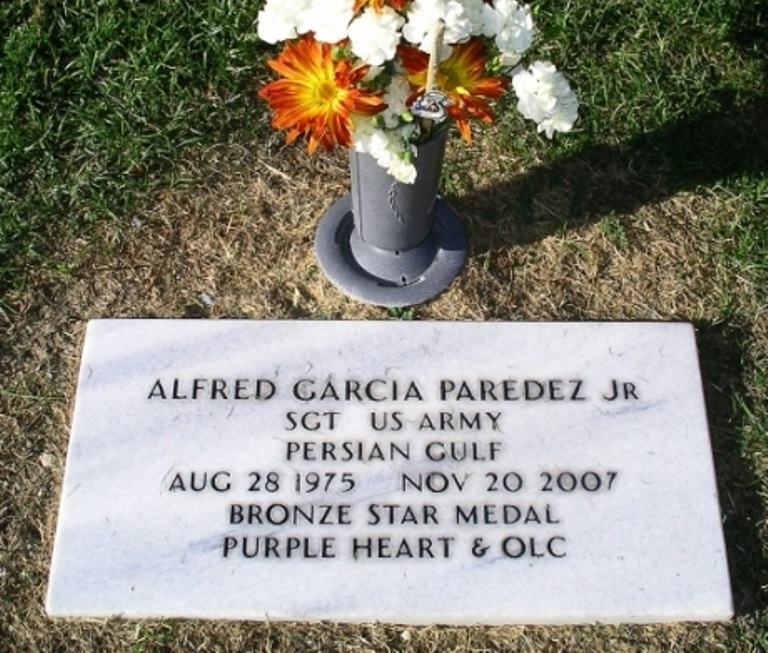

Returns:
157,374,638,564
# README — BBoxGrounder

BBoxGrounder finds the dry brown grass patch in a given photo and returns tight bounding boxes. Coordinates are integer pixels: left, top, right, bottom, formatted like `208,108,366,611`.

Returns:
1,138,765,651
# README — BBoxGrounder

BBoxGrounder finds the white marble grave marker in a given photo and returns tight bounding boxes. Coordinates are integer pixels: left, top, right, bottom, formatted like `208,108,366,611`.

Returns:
47,320,732,623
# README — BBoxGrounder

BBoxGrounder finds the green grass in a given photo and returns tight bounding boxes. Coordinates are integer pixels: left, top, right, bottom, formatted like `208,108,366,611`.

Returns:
1,0,767,649
0,0,272,292
504,0,768,311
1,0,765,293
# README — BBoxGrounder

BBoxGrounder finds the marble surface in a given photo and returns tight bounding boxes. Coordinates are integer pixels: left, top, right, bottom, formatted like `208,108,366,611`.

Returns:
47,320,732,624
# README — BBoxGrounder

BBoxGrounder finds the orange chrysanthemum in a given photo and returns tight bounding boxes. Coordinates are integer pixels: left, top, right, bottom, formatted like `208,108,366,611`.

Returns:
399,38,509,142
259,35,386,154
353,0,407,11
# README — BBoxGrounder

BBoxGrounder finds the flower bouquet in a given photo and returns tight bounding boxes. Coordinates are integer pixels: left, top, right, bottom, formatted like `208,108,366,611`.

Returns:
257,0,578,183
256,0,578,306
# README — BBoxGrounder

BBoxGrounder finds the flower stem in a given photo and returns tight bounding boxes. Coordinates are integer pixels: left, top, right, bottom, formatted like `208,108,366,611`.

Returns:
418,20,445,140
425,20,444,94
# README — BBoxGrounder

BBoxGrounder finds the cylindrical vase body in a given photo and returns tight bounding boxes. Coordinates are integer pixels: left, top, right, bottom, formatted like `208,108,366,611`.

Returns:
350,129,448,252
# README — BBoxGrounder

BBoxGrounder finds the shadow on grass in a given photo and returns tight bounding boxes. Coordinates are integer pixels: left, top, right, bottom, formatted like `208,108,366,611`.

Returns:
454,92,768,618
455,96,768,249
695,321,768,617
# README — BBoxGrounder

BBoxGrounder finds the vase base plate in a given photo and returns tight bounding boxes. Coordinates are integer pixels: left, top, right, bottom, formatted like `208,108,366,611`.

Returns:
315,195,467,307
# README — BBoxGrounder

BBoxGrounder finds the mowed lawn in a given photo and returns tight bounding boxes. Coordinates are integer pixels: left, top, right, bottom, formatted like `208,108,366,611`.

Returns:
1,1,766,651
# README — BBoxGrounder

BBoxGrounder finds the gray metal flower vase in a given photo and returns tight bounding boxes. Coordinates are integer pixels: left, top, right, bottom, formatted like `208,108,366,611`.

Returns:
315,130,467,307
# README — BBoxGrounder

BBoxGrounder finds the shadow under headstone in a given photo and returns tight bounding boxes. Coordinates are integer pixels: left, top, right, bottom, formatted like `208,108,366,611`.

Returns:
695,320,768,616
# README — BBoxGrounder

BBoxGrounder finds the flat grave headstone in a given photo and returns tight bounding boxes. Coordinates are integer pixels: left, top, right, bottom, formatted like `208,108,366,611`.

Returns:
47,320,732,624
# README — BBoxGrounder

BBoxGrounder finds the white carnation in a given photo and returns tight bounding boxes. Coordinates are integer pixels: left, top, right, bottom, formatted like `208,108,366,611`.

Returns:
352,118,417,184
256,0,311,43
403,0,483,51
388,155,419,185
296,0,355,44
483,0,535,66
362,65,385,83
349,7,405,66
512,61,578,137
403,0,443,49
380,76,413,129
445,0,486,40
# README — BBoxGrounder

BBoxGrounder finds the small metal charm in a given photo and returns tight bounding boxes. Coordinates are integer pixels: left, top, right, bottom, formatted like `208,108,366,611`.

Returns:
412,90,452,122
